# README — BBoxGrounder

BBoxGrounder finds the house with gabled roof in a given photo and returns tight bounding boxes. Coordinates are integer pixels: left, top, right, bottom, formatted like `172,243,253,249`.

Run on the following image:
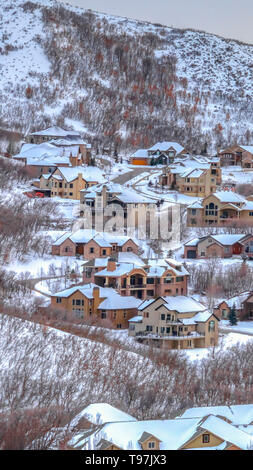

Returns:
51,229,139,258
41,166,106,200
128,295,219,350
88,257,189,300
184,233,253,259
67,404,253,450
50,283,142,329
218,144,253,168
187,191,253,227
160,156,221,197
129,141,188,165
214,291,253,321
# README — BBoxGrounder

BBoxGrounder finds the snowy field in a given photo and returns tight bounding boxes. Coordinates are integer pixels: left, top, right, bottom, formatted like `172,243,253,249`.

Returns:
221,167,253,185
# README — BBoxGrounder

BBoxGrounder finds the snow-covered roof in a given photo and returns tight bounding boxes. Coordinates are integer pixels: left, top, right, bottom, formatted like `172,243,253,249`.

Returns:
149,142,185,155
199,415,253,450
180,404,253,426
216,291,250,310
69,403,137,429
239,145,253,155
130,149,149,158
162,296,207,313
185,238,200,247
72,414,252,450
128,315,143,323
98,294,142,310
52,283,117,299
212,191,245,204
53,166,106,183
211,234,246,245
52,229,139,248
30,126,80,137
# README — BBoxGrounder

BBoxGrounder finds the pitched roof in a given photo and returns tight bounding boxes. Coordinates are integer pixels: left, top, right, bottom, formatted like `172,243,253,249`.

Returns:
180,404,253,426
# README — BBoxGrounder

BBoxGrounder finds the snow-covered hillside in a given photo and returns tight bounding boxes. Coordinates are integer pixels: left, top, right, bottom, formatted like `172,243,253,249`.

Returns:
0,0,253,153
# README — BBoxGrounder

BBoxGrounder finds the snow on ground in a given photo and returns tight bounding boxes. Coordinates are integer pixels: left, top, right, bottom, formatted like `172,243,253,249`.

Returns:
5,254,85,278
185,331,253,362
220,320,253,335
221,167,253,185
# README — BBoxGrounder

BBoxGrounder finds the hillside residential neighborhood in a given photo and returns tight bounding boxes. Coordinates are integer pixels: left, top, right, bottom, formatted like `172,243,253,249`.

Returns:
1,0,253,456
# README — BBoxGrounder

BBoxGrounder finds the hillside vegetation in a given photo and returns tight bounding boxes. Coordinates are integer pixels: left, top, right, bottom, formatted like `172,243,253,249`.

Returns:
0,0,253,153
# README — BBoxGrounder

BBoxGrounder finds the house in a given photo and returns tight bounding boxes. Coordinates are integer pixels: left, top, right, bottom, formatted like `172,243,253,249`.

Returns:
13,134,91,177
41,166,106,200
51,230,139,258
129,141,188,165
26,126,81,144
159,156,221,197
187,191,253,227
184,233,253,259
128,296,219,350
50,283,142,329
218,144,253,168
214,291,253,320
67,403,253,450
80,182,158,233
85,257,189,300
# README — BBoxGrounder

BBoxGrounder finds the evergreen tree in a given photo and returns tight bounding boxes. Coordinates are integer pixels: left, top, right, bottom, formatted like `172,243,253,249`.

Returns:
228,303,237,326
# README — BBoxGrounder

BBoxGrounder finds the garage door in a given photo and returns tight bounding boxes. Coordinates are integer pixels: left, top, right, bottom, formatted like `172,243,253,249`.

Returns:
187,250,197,259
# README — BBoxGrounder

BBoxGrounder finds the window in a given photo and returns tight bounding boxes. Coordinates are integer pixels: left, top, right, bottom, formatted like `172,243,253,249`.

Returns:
90,247,94,253
113,310,117,319
69,192,73,196
117,324,122,329
146,325,153,332
202,434,210,444
191,209,196,215
166,327,170,334
208,320,215,332
70,183,73,188
200,252,205,256
101,311,106,319
161,314,165,321
148,442,155,449
250,212,253,216
102,249,106,256
56,298,62,304
160,327,165,333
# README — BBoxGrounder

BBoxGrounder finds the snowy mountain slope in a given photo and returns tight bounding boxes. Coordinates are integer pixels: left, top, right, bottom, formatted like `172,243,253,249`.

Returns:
0,0,253,154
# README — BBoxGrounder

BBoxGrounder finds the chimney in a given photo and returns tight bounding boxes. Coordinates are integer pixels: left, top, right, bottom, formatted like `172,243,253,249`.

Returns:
107,259,116,272
92,286,101,312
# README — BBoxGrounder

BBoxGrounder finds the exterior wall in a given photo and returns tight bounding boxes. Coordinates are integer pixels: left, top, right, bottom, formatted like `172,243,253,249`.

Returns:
83,240,112,260
49,169,88,200
97,307,139,329
141,437,161,450
182,431,224,449
121,240,139,254
206,243,224,258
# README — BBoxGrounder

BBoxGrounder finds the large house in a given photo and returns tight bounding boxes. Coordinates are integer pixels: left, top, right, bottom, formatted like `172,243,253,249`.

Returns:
51,230,139,259
67,403,253,450
218,144,253,168
50,283,142,329
129,141,188,166
187,191,253,227
128,296,219,350
159,156,221,197
80,182,158,233
184,233,253,259
39,166,106,200
14,127,92,176
26,126,82,144
83,256,189,300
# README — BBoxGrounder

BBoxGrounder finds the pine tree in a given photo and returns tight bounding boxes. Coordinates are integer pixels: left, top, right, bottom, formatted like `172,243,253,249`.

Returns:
228,303,237,326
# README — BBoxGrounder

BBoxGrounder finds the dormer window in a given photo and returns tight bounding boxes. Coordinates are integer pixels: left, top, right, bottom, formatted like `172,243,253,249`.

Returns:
148,441,156,449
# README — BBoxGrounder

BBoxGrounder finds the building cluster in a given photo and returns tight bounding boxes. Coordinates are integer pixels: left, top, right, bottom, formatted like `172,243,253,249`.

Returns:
67,402,253,450
14,128,253,351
